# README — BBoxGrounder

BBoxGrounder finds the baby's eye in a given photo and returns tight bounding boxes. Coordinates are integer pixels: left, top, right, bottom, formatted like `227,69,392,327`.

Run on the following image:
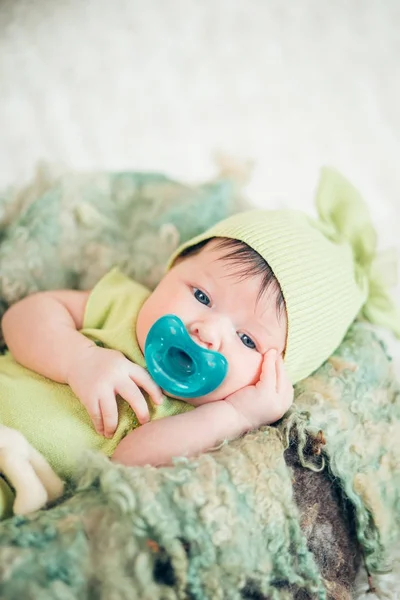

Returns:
238,332,256,350
193,288,211,306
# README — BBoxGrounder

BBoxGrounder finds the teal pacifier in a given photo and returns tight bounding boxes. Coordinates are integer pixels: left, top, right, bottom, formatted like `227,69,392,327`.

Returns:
144,315,228,398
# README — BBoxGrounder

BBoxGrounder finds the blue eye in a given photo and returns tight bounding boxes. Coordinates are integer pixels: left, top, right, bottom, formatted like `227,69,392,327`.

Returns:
238,333,256,350
193,288,211,306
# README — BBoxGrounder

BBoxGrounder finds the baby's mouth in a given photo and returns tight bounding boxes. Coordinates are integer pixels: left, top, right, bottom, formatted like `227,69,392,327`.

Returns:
167,347,195,375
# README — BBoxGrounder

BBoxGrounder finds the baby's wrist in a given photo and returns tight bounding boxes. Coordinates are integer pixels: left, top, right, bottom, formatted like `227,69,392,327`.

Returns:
224,395,268,432
218,400,254,436
64,339,97,386
193,400,251,441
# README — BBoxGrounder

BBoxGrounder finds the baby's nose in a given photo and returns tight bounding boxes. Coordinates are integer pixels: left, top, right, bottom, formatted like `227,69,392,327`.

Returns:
189,318,232,351
189,323,220,351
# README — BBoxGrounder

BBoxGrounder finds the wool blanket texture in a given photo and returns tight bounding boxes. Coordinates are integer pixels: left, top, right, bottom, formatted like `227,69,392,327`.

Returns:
0,169,398,600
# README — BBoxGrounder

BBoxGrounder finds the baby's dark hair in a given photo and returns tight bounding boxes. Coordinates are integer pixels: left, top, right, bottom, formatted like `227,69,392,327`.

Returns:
179,237,286,319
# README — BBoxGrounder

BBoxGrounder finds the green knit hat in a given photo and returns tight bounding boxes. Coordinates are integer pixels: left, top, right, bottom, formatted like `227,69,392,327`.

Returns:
168,168,400,384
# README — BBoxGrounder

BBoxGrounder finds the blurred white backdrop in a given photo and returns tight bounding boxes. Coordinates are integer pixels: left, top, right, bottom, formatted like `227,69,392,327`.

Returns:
0,0,399,275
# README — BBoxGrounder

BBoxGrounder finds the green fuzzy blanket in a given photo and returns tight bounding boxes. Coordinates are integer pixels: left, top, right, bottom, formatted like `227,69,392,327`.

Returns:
0,169,399,599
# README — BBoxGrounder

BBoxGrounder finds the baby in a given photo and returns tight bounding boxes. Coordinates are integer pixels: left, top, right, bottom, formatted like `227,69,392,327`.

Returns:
0,168,397,487
1,233,292,475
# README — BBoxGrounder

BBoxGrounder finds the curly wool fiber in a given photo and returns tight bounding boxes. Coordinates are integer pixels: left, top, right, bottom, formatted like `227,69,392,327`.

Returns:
287,323,400,573
0,170,399,598
0,429,326,599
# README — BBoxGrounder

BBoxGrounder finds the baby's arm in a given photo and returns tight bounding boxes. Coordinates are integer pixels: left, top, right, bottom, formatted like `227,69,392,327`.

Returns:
2,290,92,382
113,401,246,466
2,291,162,437
113,350,293,466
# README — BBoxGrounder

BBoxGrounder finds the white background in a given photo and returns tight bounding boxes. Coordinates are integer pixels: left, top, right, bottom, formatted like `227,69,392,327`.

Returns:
0,0,399,295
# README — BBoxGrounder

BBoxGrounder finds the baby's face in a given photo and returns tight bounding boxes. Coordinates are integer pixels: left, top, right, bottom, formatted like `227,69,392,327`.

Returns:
136,240,287,405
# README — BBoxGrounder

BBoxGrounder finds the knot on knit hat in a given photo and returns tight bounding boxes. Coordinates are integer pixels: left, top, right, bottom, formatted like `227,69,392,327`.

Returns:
167,167,400,382
315,167,400,338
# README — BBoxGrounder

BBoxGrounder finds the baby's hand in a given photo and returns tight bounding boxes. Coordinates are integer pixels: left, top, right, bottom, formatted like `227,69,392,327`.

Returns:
225,350,293,431
67,345,163,438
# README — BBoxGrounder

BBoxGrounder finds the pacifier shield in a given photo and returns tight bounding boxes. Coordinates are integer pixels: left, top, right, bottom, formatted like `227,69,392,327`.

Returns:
144,314,228,398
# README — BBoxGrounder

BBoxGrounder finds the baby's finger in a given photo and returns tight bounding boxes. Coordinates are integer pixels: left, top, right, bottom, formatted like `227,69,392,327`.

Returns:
275,355,286,393
116,379,150,425
99,393,119,438
129,364,164,406
87,400,104,437
259,349,278,390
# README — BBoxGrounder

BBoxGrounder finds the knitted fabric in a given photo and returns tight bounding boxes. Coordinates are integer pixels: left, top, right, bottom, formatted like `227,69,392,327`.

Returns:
0,168,398,599
168,168,400,383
